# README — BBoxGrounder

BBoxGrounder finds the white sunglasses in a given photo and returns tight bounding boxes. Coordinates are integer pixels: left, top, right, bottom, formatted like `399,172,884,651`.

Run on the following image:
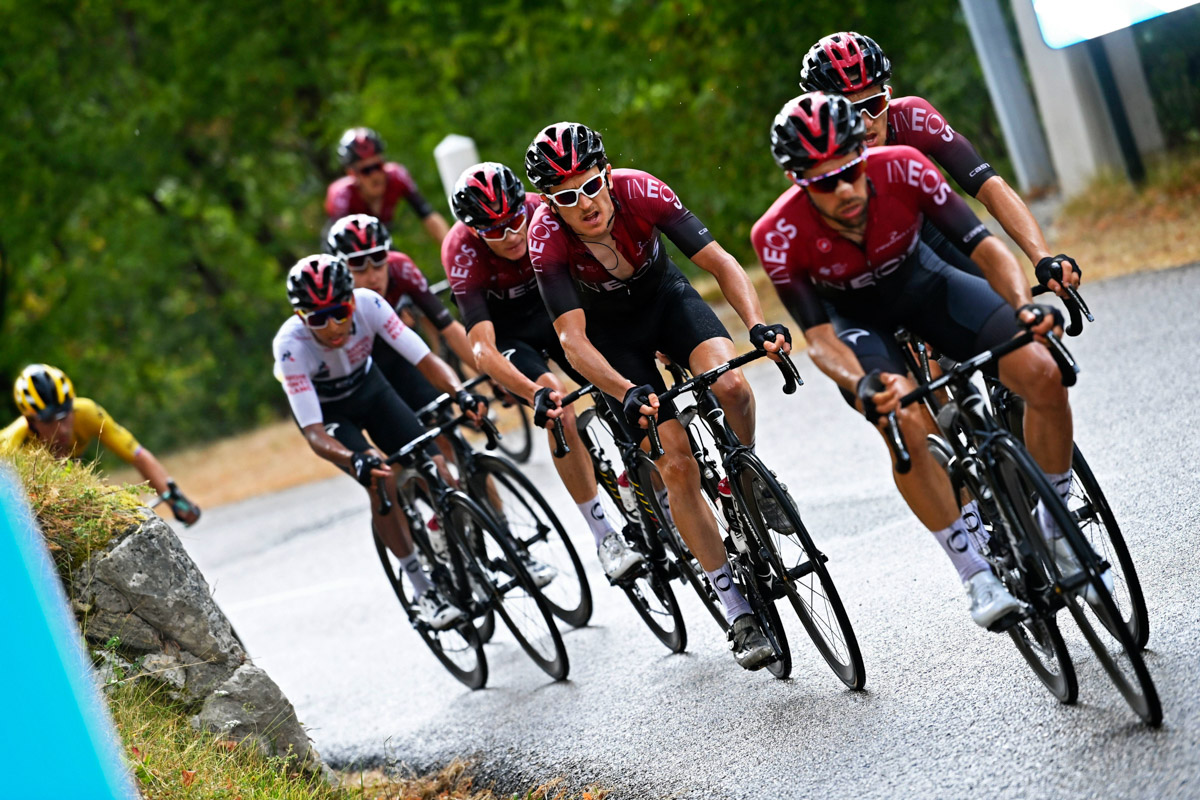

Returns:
547,173,608,207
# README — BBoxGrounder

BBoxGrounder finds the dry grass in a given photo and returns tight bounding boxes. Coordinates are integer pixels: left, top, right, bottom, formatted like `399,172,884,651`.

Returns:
5,445,142,575
108,679,607,800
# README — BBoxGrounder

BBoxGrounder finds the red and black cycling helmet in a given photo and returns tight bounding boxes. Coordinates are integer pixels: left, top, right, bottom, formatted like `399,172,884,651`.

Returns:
451,162,526,228
337,127,386,168
770,92,867,173
525,122,607,192
286,254,354,312
325,214,392,259
800,32,892,94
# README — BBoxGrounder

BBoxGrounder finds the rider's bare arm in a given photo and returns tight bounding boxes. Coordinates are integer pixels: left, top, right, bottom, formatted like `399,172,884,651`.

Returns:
440,320,475,367
970,236,1034,311
416,352,467,397
974,176,1053,267
469,321,544,405
554,309,637,399
130,448,172,496
691,242,765,330
422,212,451,244
300,422,389,476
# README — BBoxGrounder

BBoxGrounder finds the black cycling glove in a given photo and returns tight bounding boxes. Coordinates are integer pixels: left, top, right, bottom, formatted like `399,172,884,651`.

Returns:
749,322,792,351
1035,254,1081,288
454,389,484,416
622,384,657,429
1016,303,1065,332
855,370,885,425
161,480,201,524
350,451,382,487
532,386,558,428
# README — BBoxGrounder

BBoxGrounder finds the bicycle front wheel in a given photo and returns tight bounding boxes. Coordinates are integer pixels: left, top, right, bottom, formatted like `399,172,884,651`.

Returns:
447,492,570,681
735,455,865,690
992,436,1161,726
471,454,592,627
373,524,488,690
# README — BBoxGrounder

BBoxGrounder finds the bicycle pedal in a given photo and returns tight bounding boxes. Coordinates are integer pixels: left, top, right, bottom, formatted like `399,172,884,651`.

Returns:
986,607,1025,633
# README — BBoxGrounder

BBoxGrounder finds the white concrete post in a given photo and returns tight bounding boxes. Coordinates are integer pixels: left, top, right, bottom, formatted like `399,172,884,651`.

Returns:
433,134,481,207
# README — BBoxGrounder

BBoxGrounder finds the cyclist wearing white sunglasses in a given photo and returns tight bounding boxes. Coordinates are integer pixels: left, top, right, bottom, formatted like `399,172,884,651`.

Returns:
524,121,794,671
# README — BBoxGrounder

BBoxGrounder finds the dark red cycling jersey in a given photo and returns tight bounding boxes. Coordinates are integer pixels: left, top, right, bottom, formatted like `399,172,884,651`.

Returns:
381,251,454,330
325,162,435,224
751,145,990,329
528,168,713,318
887,96,997,198
442,193,544,331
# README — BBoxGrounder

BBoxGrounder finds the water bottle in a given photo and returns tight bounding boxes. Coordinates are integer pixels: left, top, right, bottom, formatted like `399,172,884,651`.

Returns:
617,471,639,517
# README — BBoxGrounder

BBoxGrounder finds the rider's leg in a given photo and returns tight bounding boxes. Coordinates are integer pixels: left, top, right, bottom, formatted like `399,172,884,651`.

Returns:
688,337,756,447
535,372,618,546
998,346,1073,475
370,471,434,597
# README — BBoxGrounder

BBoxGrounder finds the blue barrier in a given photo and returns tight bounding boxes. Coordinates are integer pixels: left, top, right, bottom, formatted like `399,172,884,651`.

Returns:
0,467,137,799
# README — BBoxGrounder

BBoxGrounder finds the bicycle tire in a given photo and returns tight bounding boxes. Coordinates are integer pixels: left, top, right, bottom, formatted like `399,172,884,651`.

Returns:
622,565,688,653
402,473,496,644
471,454,593,628
734,455,866,689
926,435,1077,704
373,524,488,690
990,388,1149,649
730,550,792,679
448,492,570,681
992,436,1161,725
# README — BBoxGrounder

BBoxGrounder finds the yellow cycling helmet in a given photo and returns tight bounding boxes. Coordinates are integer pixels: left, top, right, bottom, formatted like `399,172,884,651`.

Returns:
13,364,75,421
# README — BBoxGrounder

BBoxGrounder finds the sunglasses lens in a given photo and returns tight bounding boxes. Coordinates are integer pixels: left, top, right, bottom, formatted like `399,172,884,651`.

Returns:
305,303,353,328
805,159,866,193
357,162,383,176
582,174,605,196
553,189,580,207
478,208,528,240
854,91,889,119
347,254,367,269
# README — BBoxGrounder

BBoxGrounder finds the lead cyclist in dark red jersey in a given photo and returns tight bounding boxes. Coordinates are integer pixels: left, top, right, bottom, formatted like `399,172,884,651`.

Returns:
525,121,792,670
800,31,1082,294
752,93,1105,631
443,161,644,581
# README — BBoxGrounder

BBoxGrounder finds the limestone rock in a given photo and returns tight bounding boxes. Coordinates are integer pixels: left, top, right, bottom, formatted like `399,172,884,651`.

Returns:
83,609,161,653
89,513,243,663
195,665,320,769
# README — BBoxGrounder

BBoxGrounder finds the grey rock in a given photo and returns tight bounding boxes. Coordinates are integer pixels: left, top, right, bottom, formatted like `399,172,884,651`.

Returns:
179,650,239,700
93,649,137,692
83,609,161,652
194,665,321,770
140,653,186,690
89,513,242,663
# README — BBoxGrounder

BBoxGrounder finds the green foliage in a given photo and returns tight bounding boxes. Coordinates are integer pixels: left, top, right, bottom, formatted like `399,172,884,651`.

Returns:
5,0,1184,452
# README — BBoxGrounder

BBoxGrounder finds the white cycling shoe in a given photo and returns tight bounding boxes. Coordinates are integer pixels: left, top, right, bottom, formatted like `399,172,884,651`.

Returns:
519,552,557,589
415,587,465,631
1050,536,1114,606
597,532,644,581
965,570,1023,630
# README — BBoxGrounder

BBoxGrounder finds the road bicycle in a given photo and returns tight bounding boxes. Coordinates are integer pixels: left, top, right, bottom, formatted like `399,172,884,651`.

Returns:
371,408,569,688
646,350,865,687
882,321,1161,724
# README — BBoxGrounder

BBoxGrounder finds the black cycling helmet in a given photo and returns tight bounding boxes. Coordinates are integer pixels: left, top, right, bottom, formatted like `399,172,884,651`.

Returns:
452,162,526,228
326,214,392,258
13,364,75,421
525,122,607,192
337,127,386,168
771,92,867,173
800,32,892,94
286,254,354,312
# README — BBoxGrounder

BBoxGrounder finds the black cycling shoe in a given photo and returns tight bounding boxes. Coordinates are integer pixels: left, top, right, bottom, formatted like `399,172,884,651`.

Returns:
728,614,774,670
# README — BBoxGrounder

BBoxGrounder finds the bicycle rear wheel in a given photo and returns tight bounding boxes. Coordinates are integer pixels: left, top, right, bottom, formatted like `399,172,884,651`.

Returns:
471,454,592,628
730,551,791,679
621,563,687,653
373,524,488,690
735,455,865,690
992,436,1161,726
448,492,570,681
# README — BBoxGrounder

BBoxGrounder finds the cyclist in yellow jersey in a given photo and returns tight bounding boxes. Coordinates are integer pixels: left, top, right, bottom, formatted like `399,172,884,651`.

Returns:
2,364,201,525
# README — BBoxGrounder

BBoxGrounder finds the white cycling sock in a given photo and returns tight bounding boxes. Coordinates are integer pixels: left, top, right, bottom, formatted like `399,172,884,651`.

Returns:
706,562,751,622
1034,470,1073,541
577,496,615,546
960,500,986,547
932,518,991,583
400,552,432,598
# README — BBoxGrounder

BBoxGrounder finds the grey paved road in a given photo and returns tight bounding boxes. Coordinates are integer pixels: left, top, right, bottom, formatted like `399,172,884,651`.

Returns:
181,265,1200,799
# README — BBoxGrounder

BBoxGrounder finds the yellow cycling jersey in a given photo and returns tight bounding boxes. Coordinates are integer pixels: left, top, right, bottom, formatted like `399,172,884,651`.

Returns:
0,397,143,463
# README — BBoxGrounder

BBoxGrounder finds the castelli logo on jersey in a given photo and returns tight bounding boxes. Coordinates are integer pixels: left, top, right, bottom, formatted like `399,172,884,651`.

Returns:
817,238,833,253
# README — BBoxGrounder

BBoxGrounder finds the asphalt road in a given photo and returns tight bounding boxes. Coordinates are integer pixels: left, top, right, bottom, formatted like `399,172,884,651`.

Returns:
181,265,1200,800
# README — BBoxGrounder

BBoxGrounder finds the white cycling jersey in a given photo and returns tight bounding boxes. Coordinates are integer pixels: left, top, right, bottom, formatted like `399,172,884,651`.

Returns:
272,288,430,427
